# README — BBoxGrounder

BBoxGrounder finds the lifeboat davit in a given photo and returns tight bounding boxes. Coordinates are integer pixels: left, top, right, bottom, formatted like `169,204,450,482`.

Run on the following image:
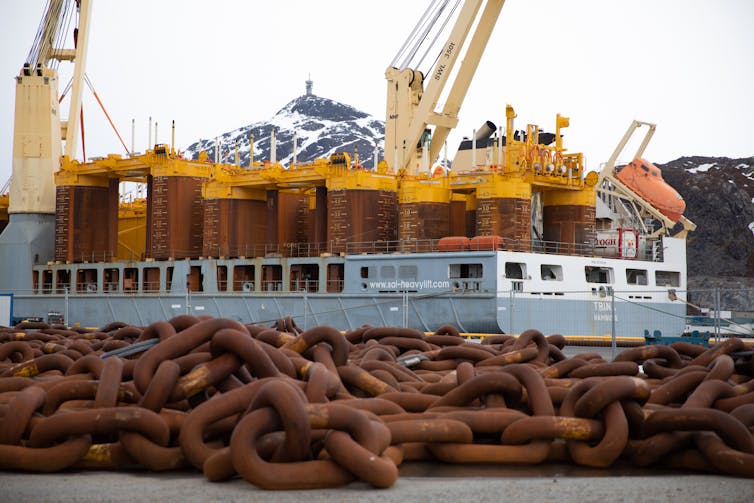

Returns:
615,158,685,222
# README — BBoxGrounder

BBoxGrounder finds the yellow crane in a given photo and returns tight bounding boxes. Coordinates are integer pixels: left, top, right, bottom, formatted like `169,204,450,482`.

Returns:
8,0,92,215
385,0,505,175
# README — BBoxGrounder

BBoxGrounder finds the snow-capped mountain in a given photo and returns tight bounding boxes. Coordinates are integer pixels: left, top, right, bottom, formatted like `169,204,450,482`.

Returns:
184,92,385,168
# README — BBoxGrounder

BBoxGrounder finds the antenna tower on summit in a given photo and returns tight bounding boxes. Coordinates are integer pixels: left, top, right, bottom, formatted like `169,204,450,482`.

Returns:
305,75,313,96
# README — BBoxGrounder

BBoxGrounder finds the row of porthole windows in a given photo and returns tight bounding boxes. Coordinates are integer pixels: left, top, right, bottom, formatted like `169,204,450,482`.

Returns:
360,265,419,281
359,262,682,288
506,262,680,287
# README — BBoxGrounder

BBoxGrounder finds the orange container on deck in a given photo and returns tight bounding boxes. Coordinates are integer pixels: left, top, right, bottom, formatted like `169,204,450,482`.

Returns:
469,235,504,251
438,236,470,252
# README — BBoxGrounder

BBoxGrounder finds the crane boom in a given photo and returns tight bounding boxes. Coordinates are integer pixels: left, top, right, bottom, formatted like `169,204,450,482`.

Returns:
385,0,505,175
63,0,93,160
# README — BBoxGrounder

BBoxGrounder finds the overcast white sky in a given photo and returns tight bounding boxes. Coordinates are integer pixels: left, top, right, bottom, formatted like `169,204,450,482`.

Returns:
2,0,753,185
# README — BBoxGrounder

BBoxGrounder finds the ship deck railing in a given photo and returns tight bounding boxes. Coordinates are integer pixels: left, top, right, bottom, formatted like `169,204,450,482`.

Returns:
44,235,662,265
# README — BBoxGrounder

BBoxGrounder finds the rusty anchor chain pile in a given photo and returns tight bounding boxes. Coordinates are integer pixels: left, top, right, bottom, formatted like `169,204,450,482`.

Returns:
1,316,754,489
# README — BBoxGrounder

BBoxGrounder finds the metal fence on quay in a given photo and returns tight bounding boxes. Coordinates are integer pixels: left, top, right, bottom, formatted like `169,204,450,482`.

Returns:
2,287,753,346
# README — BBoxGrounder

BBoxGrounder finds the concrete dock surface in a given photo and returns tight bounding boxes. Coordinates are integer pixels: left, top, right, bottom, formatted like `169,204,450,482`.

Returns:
1,464,751,503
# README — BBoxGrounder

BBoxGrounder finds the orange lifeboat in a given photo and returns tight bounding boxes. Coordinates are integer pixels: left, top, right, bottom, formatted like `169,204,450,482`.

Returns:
615,158,685,222
469,235,504,251
438,236,470,252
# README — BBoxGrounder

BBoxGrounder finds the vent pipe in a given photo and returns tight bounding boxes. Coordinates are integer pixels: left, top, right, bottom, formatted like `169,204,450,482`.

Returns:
472,129,476,167
270,129,277,164
292,131,297,167
249,132,254,167
474,120,496,141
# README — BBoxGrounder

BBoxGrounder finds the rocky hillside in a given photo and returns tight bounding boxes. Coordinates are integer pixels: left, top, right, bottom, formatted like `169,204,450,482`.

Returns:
660,156,754,312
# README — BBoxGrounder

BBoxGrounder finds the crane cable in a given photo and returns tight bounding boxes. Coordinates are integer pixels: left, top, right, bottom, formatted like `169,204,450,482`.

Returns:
392,0,452,70
57,73,132,158
26,0,76,71
390,0,439,68
83,74,132,156
51,0,76,70
390,0,465,79
415,0,462,75
0,177,11,195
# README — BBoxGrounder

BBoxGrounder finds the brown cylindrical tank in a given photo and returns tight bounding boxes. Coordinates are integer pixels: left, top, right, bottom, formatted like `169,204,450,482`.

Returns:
203,198,267,258
449,194,468,237
473,179,531,251
147,175,204,260
55,179,118,263
475,198,531,251
542,189,596,255
313,186,327,247
269,190,309,255
450,190,478,239
327,189,398,253
398,178,450,251
398,202,449,251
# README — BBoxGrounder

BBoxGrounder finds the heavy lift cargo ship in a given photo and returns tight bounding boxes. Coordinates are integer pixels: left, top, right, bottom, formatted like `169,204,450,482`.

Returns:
0,0,695,336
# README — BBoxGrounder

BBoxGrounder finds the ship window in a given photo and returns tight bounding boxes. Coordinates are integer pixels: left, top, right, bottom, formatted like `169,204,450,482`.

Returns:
233,265,254,292
262,265,282,292
42,270,53,294
124,268,138,293
505,262,527,280
327,263,344,293
541,264,562,281
399,265,418,280
360,266,372,279
76,269,98,294
655,270,680,287
626,268,648,285
56,270,71,294
381,265,395,279
188,266,203,293
104,268,119,292
449,263,483,279
217,266,228,292
291,263,319,293
143,267,160,292
585,266,613,284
